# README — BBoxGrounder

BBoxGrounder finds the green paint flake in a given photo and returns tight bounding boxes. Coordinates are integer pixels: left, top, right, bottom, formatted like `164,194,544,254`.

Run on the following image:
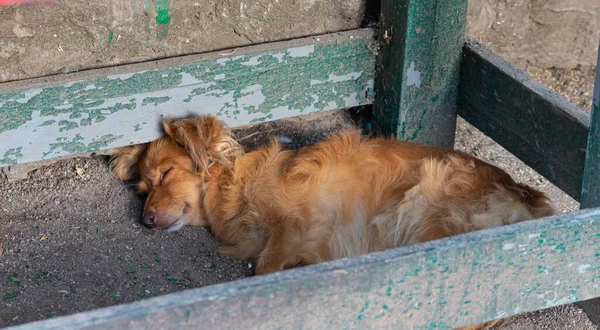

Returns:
250,114,273,124
108,31,114,41
1,147,23,165
404,265,423,276
554,243,566,253
58,120,79,132
39,120,55,127
43,134,122,159
142,96,171,106
155,0,171,25
356,300,370,321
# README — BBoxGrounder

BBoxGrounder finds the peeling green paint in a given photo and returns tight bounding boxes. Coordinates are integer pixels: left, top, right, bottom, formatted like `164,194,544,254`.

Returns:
155,0,171,25
43,134,122,159
373,0,467,148
142,96,171,106
356,300,370,321
39,120,55,127
1,147,23,165
58,120,79,132
0,30,376,166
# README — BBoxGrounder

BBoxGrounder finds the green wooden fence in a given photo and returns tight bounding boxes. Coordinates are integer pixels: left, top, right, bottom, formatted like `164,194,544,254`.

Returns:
1,0,599,329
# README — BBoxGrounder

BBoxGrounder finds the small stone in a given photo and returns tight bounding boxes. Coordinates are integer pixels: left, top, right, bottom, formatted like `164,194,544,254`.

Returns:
12,25,34,38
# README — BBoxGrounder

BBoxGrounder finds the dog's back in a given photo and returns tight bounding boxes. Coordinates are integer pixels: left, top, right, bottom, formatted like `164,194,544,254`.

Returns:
218,130,555,272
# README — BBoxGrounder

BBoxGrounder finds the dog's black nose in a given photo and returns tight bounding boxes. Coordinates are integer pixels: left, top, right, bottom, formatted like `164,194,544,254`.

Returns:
143,212,155,226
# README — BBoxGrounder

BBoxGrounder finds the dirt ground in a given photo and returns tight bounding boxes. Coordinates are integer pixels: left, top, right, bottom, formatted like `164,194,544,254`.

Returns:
467,0,599,70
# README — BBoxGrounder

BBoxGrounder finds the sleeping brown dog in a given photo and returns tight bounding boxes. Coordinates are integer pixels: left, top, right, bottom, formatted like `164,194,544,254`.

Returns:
111,115,555,275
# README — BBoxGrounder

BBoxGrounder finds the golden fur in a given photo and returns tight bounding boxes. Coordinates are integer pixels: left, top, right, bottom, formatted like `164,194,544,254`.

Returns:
111,115,555,329
111,116,554,280
111,115,554,275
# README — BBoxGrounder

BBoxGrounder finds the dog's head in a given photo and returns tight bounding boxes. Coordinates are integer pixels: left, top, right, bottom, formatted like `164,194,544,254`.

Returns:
110,115,242,231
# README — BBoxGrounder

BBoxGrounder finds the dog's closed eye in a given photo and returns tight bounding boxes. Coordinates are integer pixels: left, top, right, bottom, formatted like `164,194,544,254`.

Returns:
160,167,173,182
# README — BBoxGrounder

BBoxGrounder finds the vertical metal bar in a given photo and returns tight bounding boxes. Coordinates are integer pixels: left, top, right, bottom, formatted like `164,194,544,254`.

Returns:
372,0,468,148
581,43,600,209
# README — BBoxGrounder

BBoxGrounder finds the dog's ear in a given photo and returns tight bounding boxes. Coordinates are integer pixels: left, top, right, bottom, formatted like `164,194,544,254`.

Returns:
163,115,243,170
109,144,148,181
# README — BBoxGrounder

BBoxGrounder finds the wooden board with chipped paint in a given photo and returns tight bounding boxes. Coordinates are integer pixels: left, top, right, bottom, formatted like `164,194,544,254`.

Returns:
0,29,377,167
458,38,591,201
9,207,600,330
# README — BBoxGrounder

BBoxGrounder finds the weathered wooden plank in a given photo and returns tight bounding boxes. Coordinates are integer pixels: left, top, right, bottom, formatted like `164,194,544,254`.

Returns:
458,39,590,201
372,0,467,148
0,29,376,167
9,207,600,330
581,44,600,209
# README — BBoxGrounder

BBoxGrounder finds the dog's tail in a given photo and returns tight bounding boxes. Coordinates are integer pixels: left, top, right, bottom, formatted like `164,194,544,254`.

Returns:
509,183,556,219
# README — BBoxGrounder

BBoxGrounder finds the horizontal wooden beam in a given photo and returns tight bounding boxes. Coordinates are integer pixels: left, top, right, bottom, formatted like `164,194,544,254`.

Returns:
458,38,590,201
9,207,600,330
0,29,377,167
